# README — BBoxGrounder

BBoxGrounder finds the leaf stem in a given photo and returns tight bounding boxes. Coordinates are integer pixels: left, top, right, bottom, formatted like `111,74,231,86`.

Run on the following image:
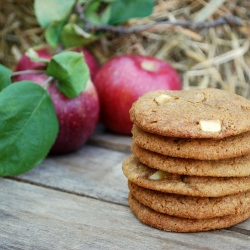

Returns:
42,76,54,90
11,70,46,77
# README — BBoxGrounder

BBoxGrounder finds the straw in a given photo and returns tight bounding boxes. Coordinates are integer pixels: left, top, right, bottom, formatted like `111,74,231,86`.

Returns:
1,0,250,98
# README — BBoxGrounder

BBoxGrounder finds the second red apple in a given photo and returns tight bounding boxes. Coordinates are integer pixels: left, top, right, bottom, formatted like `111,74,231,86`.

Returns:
16,46,99,80
93,54,182,134
14,47,100,154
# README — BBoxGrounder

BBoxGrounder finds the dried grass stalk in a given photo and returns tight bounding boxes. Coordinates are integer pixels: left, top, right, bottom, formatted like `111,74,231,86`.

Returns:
0,0,250,98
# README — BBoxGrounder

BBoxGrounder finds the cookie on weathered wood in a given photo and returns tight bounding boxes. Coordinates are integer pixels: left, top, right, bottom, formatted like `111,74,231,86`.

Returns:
130,88,250,139
128,181,250,219
122,155,250,197
128,193,250,233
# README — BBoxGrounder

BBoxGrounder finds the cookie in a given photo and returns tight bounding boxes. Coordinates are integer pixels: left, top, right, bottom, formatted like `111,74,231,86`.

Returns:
122,155,250,197
131,142,250,177
128,193,250,232
128,181,250,219
130,88,250,139
132,125,250,160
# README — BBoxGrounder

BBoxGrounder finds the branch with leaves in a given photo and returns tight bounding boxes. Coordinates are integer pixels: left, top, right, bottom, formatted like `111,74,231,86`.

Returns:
82,15,244,34
34,0,244,49
35,0,155,48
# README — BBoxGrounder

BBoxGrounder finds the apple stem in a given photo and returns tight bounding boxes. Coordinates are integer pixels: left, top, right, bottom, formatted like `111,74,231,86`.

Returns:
41,76,54,90
11,70,46,77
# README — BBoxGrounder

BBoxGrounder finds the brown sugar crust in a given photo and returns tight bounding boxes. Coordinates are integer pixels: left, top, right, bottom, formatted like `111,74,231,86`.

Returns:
131,142,250,177
122,155,250,197
130,88,250,139
128,181,250,219
128,193,250,232
132,125,250,160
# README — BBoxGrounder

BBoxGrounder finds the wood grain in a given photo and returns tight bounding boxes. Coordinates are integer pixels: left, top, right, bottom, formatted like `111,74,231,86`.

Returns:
1,178,250,250
2,124,250,248
17,145,130,206
14,144,250,233
88,123,132,153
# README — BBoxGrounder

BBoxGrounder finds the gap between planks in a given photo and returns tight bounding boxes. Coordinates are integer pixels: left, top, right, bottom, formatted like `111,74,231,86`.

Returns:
5,176,250,236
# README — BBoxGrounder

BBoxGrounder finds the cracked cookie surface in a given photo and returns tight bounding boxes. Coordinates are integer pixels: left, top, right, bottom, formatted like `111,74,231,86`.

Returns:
129,88,250,138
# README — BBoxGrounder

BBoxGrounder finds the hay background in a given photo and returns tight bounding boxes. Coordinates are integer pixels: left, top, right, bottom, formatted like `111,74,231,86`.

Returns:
1,0,250,98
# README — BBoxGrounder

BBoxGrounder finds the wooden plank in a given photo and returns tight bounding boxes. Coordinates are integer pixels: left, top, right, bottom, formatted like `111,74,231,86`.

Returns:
0,178,250,250
16,145,130,206
88,123,132,153
14,144,250,232
232,219,250,231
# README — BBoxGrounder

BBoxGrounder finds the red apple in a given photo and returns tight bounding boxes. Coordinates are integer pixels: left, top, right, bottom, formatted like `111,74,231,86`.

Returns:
15,45,99,80
93,54,182,134
74,47,99,80
14,49,100,154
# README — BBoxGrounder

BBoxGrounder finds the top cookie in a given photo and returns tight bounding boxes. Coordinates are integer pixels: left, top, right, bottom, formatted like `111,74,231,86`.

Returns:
130,88,250,138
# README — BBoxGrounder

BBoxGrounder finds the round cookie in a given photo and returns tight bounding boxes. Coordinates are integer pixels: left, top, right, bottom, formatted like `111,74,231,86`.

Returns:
131,141,250,177
128,193,250,232
128,181,250,219
122,155,250,197
130,88,250,139
132,125,250,160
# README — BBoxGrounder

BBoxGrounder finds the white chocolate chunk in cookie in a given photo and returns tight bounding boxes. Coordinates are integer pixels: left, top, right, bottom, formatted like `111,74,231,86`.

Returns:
154,94,172,105
199,120,222,132
149,170,169,180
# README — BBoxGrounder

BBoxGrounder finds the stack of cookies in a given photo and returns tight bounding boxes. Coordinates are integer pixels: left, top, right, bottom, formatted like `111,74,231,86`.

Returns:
122,88,250,232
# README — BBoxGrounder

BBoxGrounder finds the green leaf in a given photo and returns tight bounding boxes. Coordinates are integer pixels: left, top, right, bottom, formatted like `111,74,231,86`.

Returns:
73,24,92,38
108,0,154,25
46,51,89,98
61,23,96,48
100,5,112,24
0,81,59,176
34,0,75,28
0,64,12,91
45,21,65,47
84,0,102,25
25,48,50,63
101,0,118,2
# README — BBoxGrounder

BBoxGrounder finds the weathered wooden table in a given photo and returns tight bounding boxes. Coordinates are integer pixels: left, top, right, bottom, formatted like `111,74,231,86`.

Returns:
1,124,250,249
